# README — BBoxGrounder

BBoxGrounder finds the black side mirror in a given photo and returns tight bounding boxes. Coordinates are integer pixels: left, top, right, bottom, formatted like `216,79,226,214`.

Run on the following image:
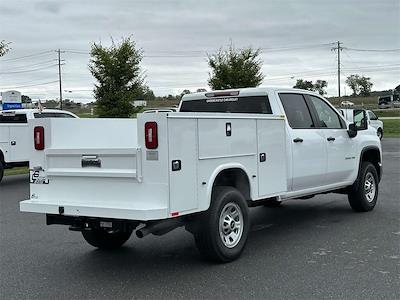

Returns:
348,123,358,138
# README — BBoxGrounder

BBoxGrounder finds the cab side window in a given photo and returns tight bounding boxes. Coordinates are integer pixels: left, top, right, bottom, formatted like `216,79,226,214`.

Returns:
279,93,314,129
368,111,378,120
308,95,344,129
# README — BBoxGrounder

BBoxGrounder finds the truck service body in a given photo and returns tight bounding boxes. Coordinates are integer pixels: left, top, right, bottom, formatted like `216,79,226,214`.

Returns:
20,87,382,262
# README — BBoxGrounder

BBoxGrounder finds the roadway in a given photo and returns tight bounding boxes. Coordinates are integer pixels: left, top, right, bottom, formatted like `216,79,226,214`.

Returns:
0,138,399,299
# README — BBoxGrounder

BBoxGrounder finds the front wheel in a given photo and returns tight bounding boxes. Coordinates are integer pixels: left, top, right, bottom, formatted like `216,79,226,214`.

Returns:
348,162,379,212
82,228,133,249
377,128,383,140
193,186,250,262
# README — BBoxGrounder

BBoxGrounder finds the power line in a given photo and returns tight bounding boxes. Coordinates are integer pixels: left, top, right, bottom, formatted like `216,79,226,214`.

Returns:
0,80,59,89
344,47,400,52
0,50,54,62
0,64,60,75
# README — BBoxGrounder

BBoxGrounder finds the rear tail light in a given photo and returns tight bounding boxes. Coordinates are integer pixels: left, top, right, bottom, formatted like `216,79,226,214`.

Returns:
34,126,45,150
145,122,158,149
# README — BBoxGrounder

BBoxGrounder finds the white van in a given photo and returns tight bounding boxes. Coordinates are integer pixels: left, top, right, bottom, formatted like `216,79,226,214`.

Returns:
0,109,78,182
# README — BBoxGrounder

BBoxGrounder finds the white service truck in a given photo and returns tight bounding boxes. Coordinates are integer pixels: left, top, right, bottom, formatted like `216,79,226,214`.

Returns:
0,109,78,182
20,88,382,262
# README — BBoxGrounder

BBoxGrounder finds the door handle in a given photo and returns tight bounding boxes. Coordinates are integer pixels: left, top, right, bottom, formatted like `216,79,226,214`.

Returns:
293,138,303,143
327,137,336,142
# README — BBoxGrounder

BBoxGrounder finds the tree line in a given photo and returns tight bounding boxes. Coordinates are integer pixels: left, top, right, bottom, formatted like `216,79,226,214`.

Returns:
0,38,379,117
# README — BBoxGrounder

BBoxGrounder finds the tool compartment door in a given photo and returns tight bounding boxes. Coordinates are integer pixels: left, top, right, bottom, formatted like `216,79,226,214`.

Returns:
256,118,287,197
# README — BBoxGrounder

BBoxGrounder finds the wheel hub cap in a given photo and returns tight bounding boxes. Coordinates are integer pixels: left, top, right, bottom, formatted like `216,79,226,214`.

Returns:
364,172,376,203
219,202,244,248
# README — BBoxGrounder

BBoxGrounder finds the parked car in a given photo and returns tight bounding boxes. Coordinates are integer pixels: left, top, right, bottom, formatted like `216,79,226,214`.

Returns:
20,88,382,262
340,100,354,107
338,108,384,139
0,109,78,182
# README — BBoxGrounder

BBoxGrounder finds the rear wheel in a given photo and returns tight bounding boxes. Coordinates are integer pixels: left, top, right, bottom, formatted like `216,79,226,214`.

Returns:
348,162,379,212
82,228,133,249
0,161,4,183
193,186,250,262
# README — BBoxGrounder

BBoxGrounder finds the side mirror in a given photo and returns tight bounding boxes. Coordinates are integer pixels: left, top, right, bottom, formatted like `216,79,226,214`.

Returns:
348,123,358,138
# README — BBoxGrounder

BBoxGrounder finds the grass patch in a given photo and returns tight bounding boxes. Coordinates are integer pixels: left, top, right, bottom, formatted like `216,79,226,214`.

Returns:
373,110,400,118
4,166,29,176
383,119,400,137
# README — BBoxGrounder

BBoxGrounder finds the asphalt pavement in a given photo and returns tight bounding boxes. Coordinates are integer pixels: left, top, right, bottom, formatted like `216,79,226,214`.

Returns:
1,139,399,299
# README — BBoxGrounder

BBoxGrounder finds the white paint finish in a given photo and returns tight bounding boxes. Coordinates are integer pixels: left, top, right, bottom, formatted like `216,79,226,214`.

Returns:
0,109,77,164
168,118,198,214
198,118,257,159
256,119,287,197
19,87,382,223
288,128,328,190
197,158,257,211
9,124,29,161
322,129,357,184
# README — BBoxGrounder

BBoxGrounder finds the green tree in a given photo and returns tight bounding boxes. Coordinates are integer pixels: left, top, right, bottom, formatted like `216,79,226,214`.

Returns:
293,79,328,95
140,86,155,101
89,37,144,117
21,95,32,104
314,80,328,96
0,40,10,57
207,45,264,90
345,74,361,96
293,79,314,91
358,76,373,96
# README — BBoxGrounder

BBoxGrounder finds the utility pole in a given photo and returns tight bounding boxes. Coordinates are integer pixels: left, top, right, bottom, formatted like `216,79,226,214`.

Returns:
332,41,343,99
57,49,63,110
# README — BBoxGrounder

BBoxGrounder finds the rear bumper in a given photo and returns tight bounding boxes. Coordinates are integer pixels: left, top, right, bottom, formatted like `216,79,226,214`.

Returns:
20,199,168,221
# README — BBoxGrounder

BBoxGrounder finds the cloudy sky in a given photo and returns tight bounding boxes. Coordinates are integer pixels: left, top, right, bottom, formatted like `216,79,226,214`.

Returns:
0,0,399,102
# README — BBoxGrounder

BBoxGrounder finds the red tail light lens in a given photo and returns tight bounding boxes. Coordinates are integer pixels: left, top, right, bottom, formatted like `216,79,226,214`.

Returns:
34,126,45,150
145,122,158,149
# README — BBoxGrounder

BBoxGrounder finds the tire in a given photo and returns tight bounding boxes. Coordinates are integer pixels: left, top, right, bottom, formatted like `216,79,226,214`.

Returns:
263,198,282,207
193,186,250,262
348,162,379,212
377,128,383,140
82,228,133,249
0,161,4,183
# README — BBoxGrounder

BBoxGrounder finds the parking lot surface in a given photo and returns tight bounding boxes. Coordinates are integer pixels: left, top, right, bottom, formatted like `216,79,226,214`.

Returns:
1,139,399,299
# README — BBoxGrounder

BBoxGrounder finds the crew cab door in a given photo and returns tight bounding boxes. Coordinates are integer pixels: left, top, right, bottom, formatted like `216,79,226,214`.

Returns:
306,95,356,184
279,93,327,191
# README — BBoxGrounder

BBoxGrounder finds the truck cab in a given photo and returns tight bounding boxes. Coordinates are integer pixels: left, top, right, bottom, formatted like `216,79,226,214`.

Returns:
0,109,78,182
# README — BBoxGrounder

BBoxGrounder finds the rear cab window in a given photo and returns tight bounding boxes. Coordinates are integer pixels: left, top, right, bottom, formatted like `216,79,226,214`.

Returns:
180,95,272,114
0,113,28,124
34,112,75,118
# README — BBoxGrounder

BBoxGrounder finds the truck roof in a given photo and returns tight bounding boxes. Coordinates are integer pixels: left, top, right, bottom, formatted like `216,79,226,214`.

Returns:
181,86,323,101
0,108,78,117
